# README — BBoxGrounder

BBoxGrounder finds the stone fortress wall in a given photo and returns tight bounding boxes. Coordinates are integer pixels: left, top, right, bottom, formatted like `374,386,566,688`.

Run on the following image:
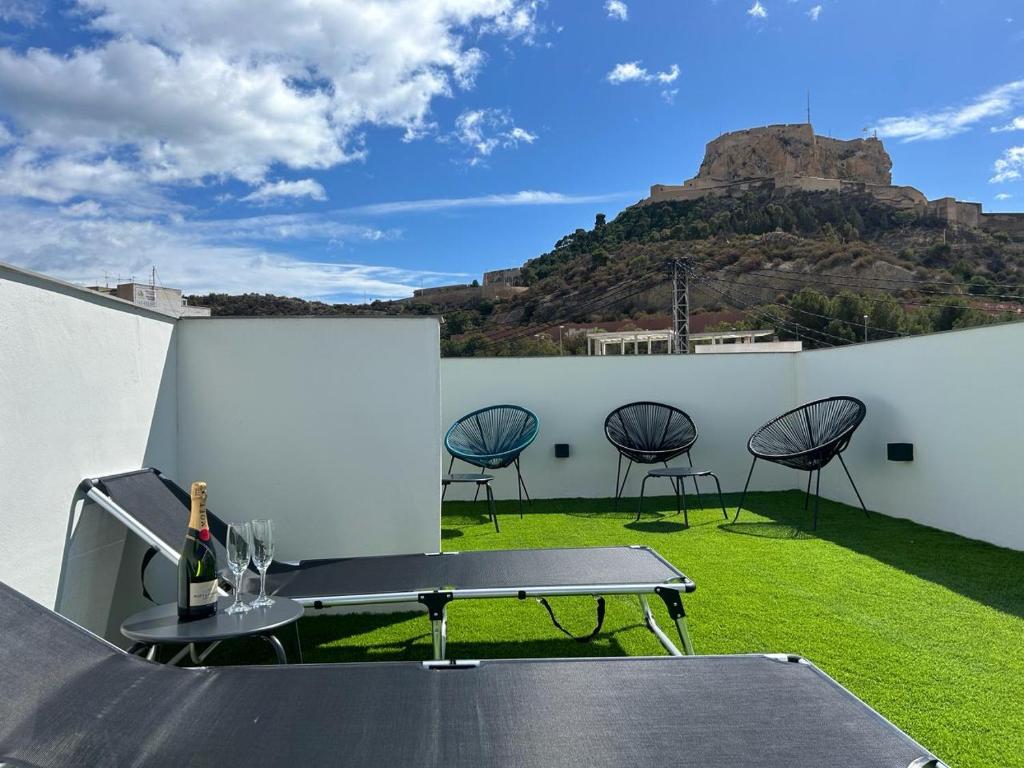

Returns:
644,123,1023,233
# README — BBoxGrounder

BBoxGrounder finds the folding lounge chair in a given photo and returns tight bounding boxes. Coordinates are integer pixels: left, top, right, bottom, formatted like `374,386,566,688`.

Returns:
81,468,697,659
0,581,947,768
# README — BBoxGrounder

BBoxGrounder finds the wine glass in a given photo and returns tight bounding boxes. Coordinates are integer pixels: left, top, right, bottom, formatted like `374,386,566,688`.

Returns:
250,519,275,607
225,522,252,615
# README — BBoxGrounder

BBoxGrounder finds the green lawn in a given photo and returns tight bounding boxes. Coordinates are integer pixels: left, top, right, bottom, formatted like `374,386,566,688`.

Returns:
219,491,1024,768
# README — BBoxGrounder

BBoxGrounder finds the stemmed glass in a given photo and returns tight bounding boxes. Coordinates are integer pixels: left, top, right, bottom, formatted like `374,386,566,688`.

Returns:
250,519,275,608
225,522,252,615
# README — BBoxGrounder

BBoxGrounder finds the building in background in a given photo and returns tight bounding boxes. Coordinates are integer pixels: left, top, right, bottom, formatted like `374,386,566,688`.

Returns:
483,267,522,287
86,281,211,317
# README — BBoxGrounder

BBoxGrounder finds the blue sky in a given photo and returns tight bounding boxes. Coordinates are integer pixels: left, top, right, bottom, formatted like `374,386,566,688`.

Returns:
0,0,1021,300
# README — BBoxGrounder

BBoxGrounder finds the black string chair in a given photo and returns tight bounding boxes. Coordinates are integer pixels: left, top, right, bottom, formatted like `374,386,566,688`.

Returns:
604,402,701,509
445,405,539,515
733,396,869,530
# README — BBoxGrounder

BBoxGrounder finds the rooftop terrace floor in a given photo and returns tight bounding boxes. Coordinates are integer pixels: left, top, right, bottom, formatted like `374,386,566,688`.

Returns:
215,491,1024,768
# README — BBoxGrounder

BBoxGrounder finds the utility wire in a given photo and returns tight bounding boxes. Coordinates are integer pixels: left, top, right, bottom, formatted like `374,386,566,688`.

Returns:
477,270,666,348
687,270,842,347
693,270,906,338
729,269,1021,315
479,270,662,345
750,264,1024,291
747,266,1024,302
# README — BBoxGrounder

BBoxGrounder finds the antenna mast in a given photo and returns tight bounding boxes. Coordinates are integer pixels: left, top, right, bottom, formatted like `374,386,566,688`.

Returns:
806,90,811,126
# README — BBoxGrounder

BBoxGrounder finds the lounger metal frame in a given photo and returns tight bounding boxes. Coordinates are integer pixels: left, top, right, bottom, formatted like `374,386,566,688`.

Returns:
82,476,696,660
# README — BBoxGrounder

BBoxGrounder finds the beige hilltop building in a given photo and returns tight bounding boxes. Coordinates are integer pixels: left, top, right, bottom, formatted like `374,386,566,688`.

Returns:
643,123,1023,233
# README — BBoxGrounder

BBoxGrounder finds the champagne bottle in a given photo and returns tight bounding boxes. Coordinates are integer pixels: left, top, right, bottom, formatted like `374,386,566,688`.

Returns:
177,481,219,621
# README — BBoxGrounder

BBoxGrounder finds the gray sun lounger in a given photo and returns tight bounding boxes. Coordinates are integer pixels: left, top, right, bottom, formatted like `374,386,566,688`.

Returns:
81,468,697,658
0,582,945,768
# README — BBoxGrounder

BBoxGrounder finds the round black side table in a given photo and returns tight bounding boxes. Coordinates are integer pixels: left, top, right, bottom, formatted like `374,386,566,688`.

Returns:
121,596,304,666
441,473,499,531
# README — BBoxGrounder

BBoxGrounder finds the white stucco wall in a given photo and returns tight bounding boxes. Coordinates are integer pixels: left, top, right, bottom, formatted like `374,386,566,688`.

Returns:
797,322,1024,550
176,317,441,561
441,354,800,502
0,265,178,637
442,324,1024,551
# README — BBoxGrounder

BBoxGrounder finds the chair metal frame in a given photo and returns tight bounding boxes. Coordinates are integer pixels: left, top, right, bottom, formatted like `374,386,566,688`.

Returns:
604,402,702,510
444,404,539,516
733,396,869,530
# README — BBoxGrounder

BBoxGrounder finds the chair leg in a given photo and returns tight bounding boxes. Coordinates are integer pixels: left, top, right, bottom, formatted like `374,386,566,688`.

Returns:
710,473,728,520
472,467,485,503
812,469,822,531
516,459,532,504
443,456,455,501
615,457,632,511
732,457,757,523
486,483,499,533
614,454,623,510
686,453,703,510
514,458,530,518
636,474,650,522
838,454,870,519
679,478,689,528
803,471,813,510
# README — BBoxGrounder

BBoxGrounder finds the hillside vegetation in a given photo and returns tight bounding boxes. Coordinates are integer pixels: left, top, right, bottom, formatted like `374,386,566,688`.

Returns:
189,190,1024,355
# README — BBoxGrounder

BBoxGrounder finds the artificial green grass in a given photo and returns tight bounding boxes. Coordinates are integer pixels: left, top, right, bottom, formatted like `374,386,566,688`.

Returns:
217,492,1024,768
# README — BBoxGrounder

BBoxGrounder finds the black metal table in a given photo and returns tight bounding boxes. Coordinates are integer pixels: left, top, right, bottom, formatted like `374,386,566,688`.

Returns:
638,466,728,526
121,596,304,665
442,472,499,531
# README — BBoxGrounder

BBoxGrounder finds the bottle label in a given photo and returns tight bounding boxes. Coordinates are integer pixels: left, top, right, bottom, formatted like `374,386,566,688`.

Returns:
189,580,218,607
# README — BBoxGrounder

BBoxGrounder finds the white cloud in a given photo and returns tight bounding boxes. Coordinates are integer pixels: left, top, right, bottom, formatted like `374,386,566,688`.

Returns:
605,0,628,21
607,61,680,86
344,189,631,216
873,79,1024,142
748,1,767,19
991,146,1024,183
657,64,680,84
0,0,542,200
0,188,625,298
607,62,648,85
59,199,104,217
0,199,459,300
0,0,44,25
993,116,1024,133
995,192,1013,200
807,5,822,21
241,179,327,204
451,108,537,165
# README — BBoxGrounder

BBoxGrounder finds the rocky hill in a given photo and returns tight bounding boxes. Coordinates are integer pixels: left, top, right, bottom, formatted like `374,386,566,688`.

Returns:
694,124,892,185
190,186,1024,355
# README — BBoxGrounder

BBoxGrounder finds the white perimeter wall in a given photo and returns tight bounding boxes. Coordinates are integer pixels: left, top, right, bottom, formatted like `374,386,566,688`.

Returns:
442,322,1024,551
441,354,800,502
176,318,441,562
0,266,178,638
798,321,1024,550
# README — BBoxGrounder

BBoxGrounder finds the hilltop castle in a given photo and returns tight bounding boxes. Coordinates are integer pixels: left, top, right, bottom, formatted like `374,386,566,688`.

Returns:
643,124,1020,233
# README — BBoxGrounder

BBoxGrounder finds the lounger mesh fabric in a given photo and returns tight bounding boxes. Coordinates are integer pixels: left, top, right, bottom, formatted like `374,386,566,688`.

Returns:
0,582,940,768
88,469,687,599
267,546,681,598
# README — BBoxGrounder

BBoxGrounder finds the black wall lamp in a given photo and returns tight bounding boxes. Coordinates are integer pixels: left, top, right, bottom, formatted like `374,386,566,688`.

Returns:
887,443,914,462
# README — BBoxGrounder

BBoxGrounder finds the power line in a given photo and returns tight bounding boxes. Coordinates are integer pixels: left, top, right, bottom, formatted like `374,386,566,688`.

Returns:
730,269,1020,315
476,270,667,349
693,270,906,338
687,270,843,347
752,264,1024,291
480,271,662,345
748,266,1024,302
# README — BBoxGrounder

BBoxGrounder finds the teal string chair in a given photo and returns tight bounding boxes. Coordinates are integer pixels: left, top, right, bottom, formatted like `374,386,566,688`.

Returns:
444,405,540,516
